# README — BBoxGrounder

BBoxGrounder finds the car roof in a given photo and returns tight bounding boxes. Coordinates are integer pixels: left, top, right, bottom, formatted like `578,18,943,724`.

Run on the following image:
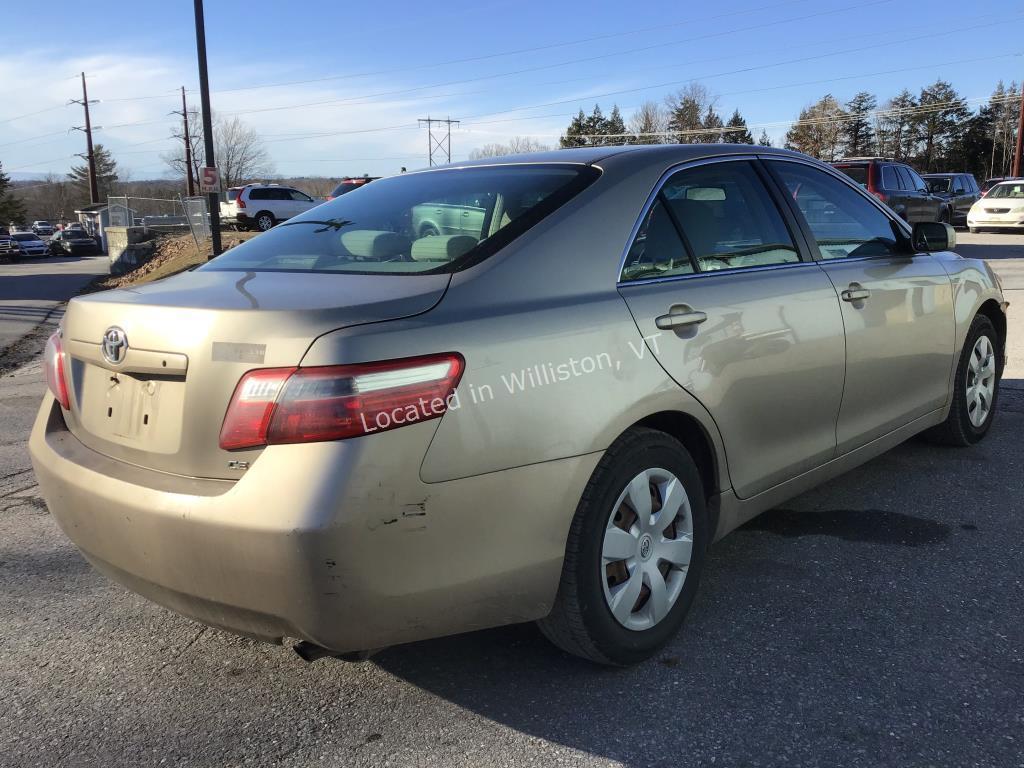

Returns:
421,143,810,172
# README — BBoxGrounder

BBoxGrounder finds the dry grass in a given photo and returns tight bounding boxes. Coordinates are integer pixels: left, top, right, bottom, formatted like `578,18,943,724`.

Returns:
85,231,260,294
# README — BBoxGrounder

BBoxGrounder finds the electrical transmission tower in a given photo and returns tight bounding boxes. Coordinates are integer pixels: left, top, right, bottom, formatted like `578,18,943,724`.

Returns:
69,72,99,204
418,117,459,166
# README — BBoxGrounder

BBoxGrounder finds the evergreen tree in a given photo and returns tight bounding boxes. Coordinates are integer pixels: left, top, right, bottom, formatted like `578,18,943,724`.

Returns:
876,90,918,161
842,91,876,157
68,144,119,201
757,129,772,147
583,105,606,143
722,109,754,144
0,162,27,227
695,105,724,143
666,83,714,143
560,110,589,148
784,94,845,160
912,80,969,171
953,105,995,180
604,105,628,145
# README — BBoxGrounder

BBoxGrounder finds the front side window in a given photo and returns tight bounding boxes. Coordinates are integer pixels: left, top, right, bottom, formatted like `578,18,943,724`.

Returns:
770,161,908,259
895,166,916,192
201,164,598,275
927,177,951,193
907,168,928,192
289,189,313,202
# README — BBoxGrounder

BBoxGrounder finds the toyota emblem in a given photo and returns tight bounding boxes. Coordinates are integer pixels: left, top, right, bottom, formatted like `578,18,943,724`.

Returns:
101,326,128,365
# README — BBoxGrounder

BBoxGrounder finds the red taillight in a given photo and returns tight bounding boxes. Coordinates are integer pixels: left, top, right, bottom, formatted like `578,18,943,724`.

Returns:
219,353,464,450
43,331,70,410
235,196,246,209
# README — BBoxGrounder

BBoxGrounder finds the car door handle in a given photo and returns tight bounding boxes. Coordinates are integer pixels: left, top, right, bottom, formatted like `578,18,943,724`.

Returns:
841,287,871,302
655,310,708,330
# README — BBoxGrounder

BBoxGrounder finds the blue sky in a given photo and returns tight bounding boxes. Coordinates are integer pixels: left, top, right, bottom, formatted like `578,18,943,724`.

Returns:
1,0,1021,180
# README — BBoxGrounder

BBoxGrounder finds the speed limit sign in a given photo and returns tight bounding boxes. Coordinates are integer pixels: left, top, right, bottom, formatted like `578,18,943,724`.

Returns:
199,166,220,193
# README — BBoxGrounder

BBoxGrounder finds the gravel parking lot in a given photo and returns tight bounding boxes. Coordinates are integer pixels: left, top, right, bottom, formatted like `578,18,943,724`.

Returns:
0,236,1021,767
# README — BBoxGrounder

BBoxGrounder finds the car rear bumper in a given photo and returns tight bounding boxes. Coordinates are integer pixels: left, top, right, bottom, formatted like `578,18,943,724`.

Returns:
29,397,597,652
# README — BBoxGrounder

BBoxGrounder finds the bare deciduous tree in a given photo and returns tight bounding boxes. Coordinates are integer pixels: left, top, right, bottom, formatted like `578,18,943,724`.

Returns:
163,113,273,189
629,101,666,144
469,136,550,159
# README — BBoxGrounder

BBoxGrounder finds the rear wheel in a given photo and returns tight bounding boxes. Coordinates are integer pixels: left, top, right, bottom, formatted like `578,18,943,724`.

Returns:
254,211,276,231
538,428,709,666
927,315,1000,446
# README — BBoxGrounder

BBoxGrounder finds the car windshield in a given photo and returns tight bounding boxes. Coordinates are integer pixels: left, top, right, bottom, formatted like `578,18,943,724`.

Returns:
926,178,951,193
201,164,598,275
985,183,1024,199
12,233,39,241
834,166,868,186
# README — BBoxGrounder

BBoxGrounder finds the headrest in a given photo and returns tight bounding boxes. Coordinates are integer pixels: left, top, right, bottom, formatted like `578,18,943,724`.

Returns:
410,234,478,262
339,230,410,259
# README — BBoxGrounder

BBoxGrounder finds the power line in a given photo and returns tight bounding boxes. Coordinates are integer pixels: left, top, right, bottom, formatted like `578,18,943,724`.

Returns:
207,0,818,96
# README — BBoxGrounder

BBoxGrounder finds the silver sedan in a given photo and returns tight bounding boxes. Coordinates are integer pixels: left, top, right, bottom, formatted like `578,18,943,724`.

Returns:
30,145,1006,666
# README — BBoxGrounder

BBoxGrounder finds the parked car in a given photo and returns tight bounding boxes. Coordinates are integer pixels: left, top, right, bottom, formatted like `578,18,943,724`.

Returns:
220,183,319,231
980,176,1021,194
11,231,48,258
832,157,945,223
967,179,1024,233
326,176,380,200
0,231,17,259
922,173,981,226
31,220,54,237
48,229,98,256
31,145,1006,667
411,194,488,238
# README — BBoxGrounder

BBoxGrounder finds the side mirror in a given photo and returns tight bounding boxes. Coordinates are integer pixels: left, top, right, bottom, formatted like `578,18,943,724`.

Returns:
913,221,956,252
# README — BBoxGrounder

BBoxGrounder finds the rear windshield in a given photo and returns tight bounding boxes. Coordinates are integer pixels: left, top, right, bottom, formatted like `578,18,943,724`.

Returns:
926,178,951,193
226,189,241,202
833,165,868,186
201,164,599,275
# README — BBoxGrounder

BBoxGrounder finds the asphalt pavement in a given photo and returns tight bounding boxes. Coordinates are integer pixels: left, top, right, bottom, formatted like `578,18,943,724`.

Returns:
0,237,1021,767
0,254,109,366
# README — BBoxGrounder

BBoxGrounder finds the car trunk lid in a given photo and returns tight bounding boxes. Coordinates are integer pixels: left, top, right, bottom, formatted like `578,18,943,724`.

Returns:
59,268,449,479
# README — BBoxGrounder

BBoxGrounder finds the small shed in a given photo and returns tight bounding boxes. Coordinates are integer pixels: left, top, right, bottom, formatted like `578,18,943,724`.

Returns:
74,202,136,253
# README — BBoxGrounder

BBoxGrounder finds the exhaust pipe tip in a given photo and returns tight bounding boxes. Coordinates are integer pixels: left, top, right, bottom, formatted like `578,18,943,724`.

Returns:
292,641,380,663
293,640,335,663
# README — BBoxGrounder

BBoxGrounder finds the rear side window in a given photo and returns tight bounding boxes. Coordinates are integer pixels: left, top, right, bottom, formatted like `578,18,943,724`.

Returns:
771,161,907,259
201,165,599,275
248,188,268,200
621,160,799,280
881,166,898,190
952,177,966,194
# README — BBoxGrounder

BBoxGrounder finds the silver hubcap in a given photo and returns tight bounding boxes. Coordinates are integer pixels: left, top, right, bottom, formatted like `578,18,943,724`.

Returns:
966,335,996,428
258,216,273,230
601,468,693,632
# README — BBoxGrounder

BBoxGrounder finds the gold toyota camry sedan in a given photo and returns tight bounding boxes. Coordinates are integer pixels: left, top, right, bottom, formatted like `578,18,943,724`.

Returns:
30,145,1007,666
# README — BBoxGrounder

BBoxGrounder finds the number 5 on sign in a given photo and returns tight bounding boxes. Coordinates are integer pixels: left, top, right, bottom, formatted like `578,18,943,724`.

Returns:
200,167,220,193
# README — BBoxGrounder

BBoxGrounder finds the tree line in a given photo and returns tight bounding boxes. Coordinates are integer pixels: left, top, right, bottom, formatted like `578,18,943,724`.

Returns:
558,79,1021,178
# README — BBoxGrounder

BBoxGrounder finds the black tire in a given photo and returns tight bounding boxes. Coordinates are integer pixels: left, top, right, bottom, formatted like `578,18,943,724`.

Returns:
926,315,1000,446
939,207,951,224
420,224,440,238
538,427,709,666
254,211,276,232
969,227,980,234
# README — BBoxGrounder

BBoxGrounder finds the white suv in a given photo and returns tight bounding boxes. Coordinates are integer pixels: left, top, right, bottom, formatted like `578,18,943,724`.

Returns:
220,184,320,231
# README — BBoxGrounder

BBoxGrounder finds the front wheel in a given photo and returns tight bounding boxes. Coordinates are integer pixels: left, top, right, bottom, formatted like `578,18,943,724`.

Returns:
538,428,709,666
926,315,1000,446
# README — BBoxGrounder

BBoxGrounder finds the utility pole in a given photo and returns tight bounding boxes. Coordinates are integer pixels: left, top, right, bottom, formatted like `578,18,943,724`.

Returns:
1013,87,1024,178
69,72,99,204
418,117,460,166
193,0,221,256
172,86,196,197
